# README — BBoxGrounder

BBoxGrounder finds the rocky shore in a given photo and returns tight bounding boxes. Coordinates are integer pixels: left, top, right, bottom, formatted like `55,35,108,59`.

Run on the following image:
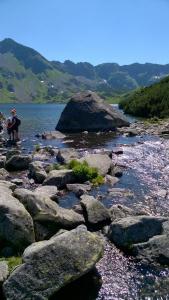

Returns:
0,121,169,299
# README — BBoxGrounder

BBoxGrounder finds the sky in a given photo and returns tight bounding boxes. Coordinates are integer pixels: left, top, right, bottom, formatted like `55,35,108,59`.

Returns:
0,0,169,65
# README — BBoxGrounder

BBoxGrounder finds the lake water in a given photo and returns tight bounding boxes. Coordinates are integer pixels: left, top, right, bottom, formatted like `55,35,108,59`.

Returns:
1,104,169,299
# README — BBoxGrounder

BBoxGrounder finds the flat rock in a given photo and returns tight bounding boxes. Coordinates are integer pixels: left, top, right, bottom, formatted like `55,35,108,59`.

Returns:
5,155,32,171
34,185,58,202
43,169,75,189
105,175,119,185
56,91,129,132
66,183,91,197
132,234,169,265
108,216,168,249
80,195,111,229
3,226,104,300
42,131,66,140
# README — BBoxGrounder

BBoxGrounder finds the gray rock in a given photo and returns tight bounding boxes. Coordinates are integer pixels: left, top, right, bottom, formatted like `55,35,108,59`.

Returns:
57,148,80,164
0,261,9,285
0,192,35,251
14,188,84,230
34,185,58,202
6,150,21,161
6,155,32,171
109,204,149,222
108,216,167,249
132,234,169,265
43,169,75,189
42,131,66,140
0,168,9,180
80,195,111,229
29,161,47,184
66,183,91,197
105,175,119,185
110,166,123,177
3,226,104,300
10,178,23,186
81,153,112,176
56,91,129,132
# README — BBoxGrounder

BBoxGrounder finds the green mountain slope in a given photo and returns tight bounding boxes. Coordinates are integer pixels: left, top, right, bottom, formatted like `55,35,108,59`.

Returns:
1,38,169,103
119,76,169,118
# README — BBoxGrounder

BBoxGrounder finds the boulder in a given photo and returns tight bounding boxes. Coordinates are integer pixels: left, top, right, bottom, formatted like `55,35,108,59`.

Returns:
5,155,32,171
13,188,84,230
0,192,35,251
132,234,169,265
109,204,149,222
57,148,80,164
108,216,167,249
0,261,9,285
3,226,104,300
34,185,58,202
10,178,23,186
43,169,75,189
80,195,111,229
29,161,47,184
81,153,112,176
56,91,129,132
66,183,91,197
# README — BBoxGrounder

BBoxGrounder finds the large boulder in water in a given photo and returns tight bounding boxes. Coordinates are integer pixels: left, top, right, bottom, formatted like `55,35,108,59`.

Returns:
56,91,129,132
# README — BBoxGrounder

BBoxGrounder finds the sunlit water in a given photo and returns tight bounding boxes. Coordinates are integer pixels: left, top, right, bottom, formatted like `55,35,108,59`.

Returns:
1,104,169,299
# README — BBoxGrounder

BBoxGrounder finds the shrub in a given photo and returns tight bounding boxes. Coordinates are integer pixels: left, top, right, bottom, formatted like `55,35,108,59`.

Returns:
34,144,41,152
68,159,104,185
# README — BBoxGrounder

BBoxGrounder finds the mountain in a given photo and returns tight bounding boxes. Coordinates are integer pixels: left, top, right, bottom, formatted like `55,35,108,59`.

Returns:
119,76,169,118
0,38,169,103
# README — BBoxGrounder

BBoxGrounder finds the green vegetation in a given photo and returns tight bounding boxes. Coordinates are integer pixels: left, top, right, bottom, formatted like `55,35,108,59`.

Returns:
0,256,22,273
119,76,169,118
34,144,41,152
68,160,104,185
1,38,169,103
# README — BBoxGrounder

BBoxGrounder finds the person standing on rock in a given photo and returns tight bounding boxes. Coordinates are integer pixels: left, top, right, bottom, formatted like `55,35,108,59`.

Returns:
9,109,21,142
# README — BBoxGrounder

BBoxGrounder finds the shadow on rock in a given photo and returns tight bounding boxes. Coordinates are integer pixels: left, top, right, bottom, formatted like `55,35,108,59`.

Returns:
50,268,102,300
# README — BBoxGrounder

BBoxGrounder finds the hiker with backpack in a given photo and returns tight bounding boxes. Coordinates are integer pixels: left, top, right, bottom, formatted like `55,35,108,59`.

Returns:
9,109,21,142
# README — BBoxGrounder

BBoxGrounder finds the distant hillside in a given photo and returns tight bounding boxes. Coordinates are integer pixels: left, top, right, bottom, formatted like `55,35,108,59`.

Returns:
119,76,169,118
0,38,169,103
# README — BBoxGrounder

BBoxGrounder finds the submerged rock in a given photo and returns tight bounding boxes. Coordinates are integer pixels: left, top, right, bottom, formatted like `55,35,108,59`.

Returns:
56,91,129,133
3,226,104,300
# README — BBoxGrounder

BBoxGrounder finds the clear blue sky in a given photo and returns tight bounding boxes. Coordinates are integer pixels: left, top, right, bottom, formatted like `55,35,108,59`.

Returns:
0,0,168,65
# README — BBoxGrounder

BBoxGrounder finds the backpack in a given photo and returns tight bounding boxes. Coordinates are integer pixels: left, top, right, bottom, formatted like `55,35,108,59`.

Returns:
15,117,21,126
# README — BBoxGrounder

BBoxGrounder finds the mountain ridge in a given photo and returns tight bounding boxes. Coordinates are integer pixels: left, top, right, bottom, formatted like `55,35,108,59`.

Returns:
0,38,169,103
